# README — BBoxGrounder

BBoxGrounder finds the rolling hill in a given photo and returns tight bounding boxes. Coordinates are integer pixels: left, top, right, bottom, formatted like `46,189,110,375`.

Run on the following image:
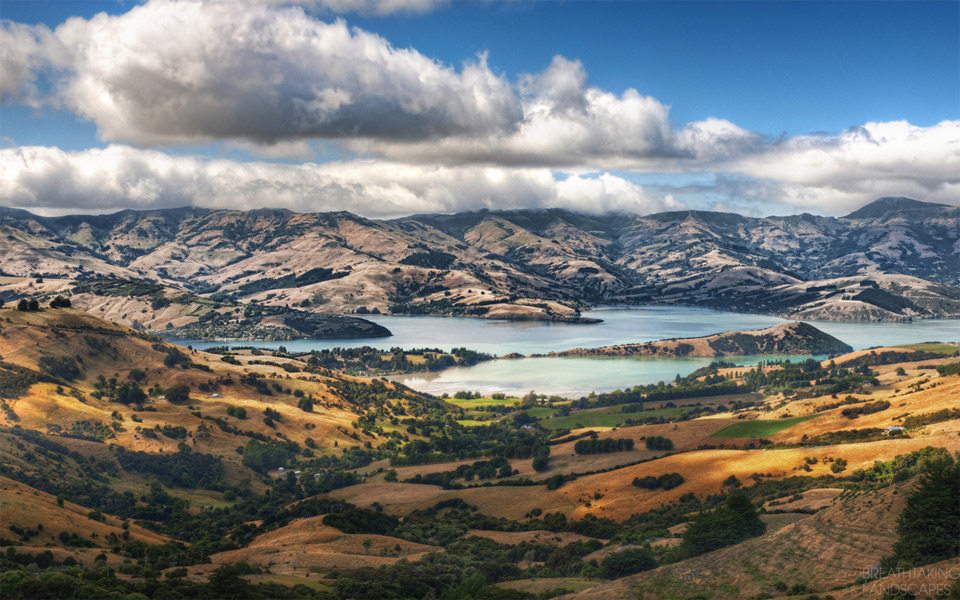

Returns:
1,197,958,328
1,306,958,599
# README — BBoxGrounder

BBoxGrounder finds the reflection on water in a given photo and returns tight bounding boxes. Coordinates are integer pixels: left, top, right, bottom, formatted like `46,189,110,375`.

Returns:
389,354,825,399
174,305,959,397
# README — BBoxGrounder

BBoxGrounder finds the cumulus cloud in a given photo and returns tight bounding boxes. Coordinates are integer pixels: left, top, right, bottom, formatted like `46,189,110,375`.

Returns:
351,55,766,168
1,0,956,216
0,21,69,104
281,0,447,16
3,0,761,166
720,120,960,213
0,145,677,218
12,0,519,146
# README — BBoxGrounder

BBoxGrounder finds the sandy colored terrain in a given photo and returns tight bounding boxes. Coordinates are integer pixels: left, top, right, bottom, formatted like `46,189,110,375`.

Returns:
201,515,438,575
327,482,577,521
0,476,171,549
556,429,960,521
568,478,921,599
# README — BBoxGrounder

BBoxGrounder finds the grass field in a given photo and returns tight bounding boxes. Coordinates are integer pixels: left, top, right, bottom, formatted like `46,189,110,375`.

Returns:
447,396,520,409
894,343,960,355
455,418,493,426
536,405,685,430
710,415,817,438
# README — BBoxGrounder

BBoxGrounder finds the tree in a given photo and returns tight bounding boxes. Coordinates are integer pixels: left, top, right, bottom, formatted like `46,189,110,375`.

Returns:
893,457,960,568
532,446,550,472
680,492,766,558
206,563,253,600
17,299,29,311
27,299,39,311
37,356,80,380
114,381,146,405
241,440,287,472
645,435,674,451
49,296,72,308
165,383,190,403
601,546,657,578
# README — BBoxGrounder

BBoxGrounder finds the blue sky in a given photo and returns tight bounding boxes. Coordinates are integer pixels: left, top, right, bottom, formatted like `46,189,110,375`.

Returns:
1,0,958,217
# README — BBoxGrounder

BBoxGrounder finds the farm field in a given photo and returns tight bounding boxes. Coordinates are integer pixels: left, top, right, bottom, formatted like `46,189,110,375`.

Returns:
710,414,818,438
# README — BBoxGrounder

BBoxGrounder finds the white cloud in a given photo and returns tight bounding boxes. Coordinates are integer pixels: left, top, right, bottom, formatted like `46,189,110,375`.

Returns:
0,21,69,105
3,1,760,166
23,0,519,146
351,55,766,168
721,120,960,213
283,0,448,16
1,0,956,216
0,145,678,218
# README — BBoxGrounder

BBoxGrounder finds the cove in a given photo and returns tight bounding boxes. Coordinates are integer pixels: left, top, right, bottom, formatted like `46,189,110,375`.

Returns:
175,306,960,398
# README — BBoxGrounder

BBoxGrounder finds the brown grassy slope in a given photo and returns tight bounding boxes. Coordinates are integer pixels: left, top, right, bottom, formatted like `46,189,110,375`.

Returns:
0,307,407,457
0,476,171,547
831,557,960,600
568,478,921,600
327,481,578,521
555,430,959,521
197,516,438,575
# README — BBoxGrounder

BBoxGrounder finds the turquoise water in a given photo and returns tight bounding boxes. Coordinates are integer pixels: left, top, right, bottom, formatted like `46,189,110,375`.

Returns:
390,354,824,398
176,306,960,398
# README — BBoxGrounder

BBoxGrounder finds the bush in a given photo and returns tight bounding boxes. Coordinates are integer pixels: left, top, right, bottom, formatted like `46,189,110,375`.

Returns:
723,475,742,488
324,508,400,535
633,472,685,490
680,493,766,558
241,440,288,472
49,296,72,308
601,546,657,578
165,383,190,403
645,435,674,451
574,437,634,455
545,474,565,490
37,356,80,380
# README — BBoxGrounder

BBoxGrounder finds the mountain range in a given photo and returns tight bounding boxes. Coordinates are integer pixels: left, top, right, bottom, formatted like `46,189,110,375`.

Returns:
0,196,957,329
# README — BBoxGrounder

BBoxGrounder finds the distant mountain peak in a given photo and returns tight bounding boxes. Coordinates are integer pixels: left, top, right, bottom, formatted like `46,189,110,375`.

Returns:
844,197,951,220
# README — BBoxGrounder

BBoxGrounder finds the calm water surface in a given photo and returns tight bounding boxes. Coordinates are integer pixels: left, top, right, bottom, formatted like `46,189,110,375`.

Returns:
177,306,960,397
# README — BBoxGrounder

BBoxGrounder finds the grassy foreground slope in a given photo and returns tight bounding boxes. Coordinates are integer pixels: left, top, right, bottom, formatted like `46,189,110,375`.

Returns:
0,305,958,599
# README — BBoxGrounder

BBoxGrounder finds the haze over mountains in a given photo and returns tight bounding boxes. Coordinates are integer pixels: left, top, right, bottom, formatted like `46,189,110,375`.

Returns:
1,197,957,327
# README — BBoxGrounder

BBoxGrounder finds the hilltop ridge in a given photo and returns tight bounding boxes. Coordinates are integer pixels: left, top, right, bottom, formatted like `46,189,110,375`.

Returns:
0,197,957,330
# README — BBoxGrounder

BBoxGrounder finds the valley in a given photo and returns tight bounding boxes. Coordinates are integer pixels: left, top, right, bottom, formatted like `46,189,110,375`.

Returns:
0,302,957,599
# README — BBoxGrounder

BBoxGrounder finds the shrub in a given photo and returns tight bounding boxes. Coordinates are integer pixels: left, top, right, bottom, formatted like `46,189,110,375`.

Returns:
645,435,674,451
241,440,287,472
545,474,565,490
601,547,657,578
37,356,80,380
49,296,72,308
164,383,190,403
680,492,766,558
633,472,685,490
574,437,634,455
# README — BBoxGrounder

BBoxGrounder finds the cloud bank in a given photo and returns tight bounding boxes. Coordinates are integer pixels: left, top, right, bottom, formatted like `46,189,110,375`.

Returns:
1,0,957,217
0,145,678,218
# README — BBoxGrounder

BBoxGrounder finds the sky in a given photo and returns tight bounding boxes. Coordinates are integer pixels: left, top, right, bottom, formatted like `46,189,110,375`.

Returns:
0,0,958,218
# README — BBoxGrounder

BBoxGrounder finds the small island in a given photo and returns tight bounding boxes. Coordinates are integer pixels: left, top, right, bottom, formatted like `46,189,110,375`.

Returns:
549,322,853,358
